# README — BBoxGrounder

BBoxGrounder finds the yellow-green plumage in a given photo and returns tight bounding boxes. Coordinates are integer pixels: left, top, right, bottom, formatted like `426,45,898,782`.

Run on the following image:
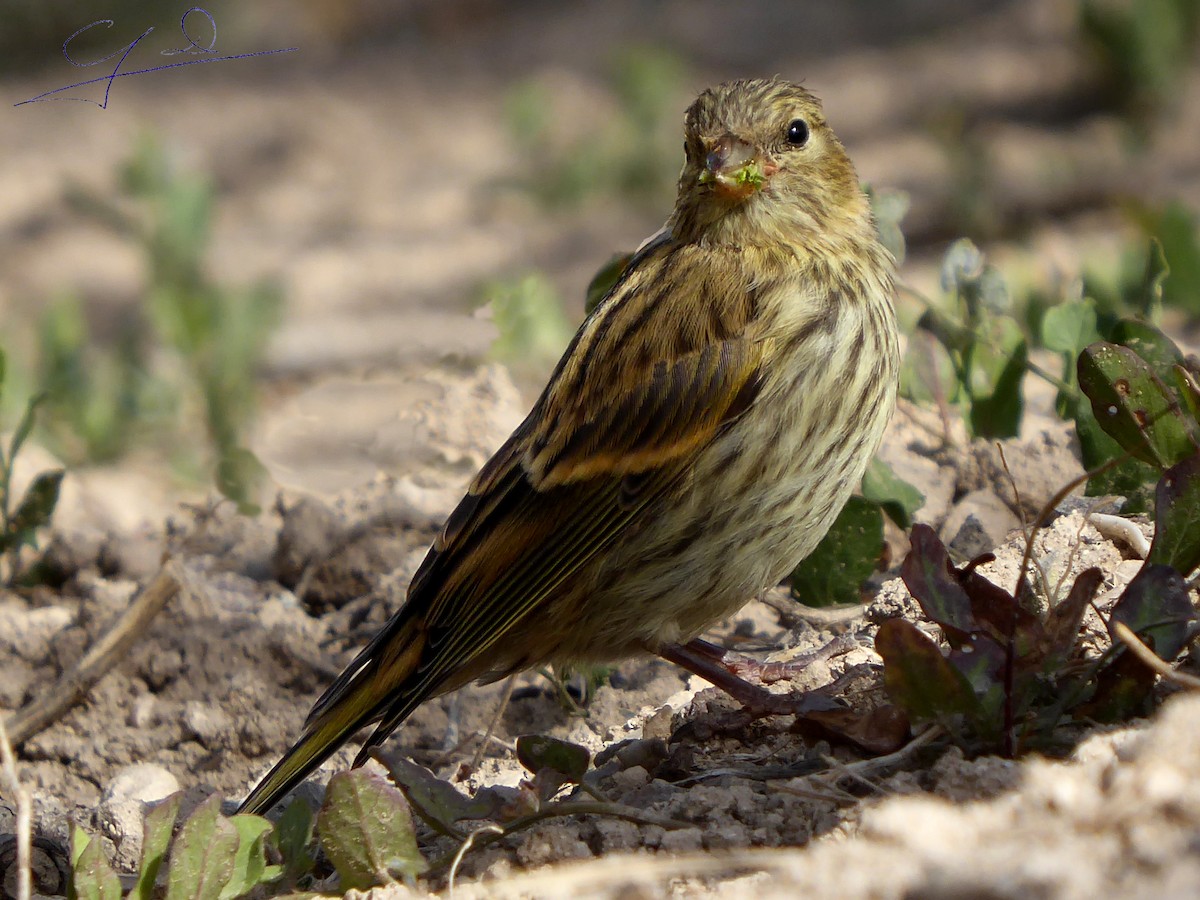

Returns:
239,78,897,816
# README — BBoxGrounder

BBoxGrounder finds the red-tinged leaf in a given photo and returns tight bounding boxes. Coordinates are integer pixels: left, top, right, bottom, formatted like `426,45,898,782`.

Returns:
876,618,977,722
900,524,977,646
1078,342,1197,469
956,564,1043,657
1110,563,1196,662
1147,452,1200,576
800,704,910,754
947,633,1007,696
1079,649,1157,723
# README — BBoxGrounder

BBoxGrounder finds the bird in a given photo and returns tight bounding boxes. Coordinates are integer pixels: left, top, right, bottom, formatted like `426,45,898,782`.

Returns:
239,77,899,815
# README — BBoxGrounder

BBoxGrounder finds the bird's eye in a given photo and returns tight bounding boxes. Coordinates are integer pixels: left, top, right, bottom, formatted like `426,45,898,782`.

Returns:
785,119,810,146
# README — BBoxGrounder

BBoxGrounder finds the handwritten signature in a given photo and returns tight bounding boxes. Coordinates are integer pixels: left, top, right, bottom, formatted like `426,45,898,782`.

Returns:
16,7,296,108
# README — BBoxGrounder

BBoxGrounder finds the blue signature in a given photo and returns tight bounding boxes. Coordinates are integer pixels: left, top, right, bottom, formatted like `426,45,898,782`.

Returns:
16,7,296,108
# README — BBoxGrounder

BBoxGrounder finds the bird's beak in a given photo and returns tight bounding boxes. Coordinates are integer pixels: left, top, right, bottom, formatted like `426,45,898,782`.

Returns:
699,134,777,199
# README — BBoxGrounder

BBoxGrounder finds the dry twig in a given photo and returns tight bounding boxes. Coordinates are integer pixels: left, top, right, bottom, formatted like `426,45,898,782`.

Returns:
1114,622,1200,690
4,561,181,746
0,715,31,900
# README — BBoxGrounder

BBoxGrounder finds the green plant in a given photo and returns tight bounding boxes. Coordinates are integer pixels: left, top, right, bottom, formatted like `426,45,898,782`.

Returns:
70,794,280,900
504,46,687,211
0,348,63,584
879,304,1200,752
483,272,575,371
55,133,281,511
1080,0,1200,124
68,770,427,899
903,238,1027,440
36,292,162,464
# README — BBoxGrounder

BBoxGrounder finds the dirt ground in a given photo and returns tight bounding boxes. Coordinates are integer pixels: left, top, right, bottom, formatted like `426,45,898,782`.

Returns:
2,1,1200,897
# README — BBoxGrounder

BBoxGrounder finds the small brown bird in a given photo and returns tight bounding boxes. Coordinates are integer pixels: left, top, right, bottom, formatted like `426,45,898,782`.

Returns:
240,78,898,815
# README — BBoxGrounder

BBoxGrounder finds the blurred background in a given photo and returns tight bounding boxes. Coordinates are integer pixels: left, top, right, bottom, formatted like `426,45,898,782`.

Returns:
0,0,1197,527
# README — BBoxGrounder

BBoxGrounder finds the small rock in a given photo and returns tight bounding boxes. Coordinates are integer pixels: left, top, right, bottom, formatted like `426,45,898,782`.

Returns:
103,764,179,807
98,529,165,580
182,701,232,748
659,826,704,852
610,765,650,794
976,429,1086,520
0,604,72,660
272,493,340,587
98,764,179,871
642,707,675,743
128,695,158,729
942,489,1020,559
705,821,750,849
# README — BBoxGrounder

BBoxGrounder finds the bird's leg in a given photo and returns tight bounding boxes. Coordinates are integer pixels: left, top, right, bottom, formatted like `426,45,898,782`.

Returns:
656,637,851,717
685,635,857,685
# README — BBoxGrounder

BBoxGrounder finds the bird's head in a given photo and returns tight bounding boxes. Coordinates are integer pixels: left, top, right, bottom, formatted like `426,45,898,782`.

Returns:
672,79,870,248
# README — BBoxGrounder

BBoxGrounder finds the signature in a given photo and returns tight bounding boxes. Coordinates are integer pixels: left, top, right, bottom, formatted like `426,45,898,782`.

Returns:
15,7,296,108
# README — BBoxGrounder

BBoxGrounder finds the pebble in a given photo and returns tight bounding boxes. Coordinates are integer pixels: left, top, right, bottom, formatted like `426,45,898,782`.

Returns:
98,764,180,871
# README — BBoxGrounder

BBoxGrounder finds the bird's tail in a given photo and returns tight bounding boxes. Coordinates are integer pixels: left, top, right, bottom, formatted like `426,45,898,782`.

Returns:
237,617,428,816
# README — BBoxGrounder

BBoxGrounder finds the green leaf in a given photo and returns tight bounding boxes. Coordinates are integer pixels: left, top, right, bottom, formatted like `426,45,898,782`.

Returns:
940,238,984,293
1147,452,1200,575
1176,364,1200,423
788,495,883,606
917,306,974,355
165,795,238,900
10,469,64,538
876,618,977,722
218,815,278,900
1083,647,1158,723
70,824,122,900
585,252,633,314
215,446,268,516
1042,299,1101,358
269,797,316,886
1110,318,1184,376
1078,342,1197,468
1138,236,1169,322
899,524,978,645
486,272,574,367
317,769,425,890
131,792,182,900
969,326,1026,439
866,186,909,264
516,735,591,782
861,457,924,529
9,391,48,467
1141,207,1200,316
220,816,278,900
1072,394,1158,511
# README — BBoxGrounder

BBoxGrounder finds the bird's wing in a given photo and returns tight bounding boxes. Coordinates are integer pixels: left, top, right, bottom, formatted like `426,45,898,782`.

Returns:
238,240,769,816
313,240,766,736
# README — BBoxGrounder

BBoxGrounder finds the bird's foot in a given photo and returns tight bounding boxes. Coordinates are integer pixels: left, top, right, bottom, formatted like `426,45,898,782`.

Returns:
657,636,854,717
